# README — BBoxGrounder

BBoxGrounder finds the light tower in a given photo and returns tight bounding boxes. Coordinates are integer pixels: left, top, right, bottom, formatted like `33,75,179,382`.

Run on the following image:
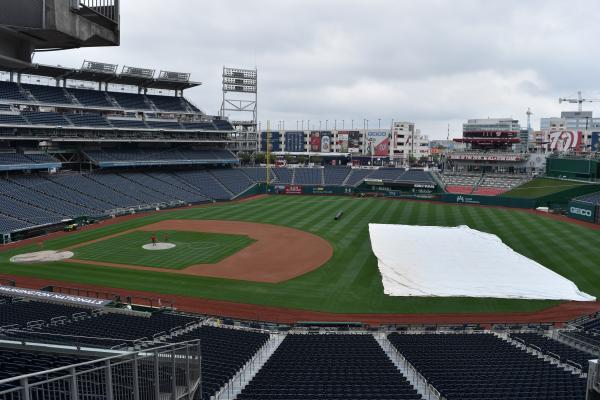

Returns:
220,67,258,153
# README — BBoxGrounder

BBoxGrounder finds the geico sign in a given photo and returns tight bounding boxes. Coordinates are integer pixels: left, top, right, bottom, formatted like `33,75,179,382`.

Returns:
570,207,592,217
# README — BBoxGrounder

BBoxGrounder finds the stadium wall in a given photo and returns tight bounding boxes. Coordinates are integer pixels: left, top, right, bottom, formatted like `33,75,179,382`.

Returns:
567,200,598,223
546,158,600,180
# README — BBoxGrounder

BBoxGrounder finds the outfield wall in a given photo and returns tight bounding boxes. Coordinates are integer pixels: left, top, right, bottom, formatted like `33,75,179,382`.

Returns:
567,200,598,223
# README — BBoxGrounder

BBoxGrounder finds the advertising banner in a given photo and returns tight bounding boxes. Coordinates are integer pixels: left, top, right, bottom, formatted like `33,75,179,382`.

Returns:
568,200,596,222
592,132,600,152
546,130,583,152
337,132,349,152
366,131,390,157
284,185,303,194
320,131,332,152
309,131,321,152
348,131,360,153
0,286,111,307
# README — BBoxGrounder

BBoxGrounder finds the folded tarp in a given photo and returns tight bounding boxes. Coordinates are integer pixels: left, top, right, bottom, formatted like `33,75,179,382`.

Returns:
368,223,594,301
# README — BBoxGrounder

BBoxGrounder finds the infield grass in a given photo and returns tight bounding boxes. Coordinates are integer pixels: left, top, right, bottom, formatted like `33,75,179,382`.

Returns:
1,195,599,315
73,230,255,269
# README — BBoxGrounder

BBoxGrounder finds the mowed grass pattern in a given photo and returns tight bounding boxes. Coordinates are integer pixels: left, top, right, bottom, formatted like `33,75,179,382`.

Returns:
73,230,255,269
502,177,589,198
0,195,599,314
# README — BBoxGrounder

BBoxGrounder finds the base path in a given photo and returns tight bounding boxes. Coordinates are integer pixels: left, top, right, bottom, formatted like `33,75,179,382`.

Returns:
66,220,333,283
1,275,599,326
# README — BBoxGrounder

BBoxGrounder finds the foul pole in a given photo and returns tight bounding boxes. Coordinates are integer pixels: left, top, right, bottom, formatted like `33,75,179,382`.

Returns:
266,120,270,193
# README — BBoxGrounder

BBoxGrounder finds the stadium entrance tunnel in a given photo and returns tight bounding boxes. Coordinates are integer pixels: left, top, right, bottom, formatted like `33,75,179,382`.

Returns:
64,220,333,283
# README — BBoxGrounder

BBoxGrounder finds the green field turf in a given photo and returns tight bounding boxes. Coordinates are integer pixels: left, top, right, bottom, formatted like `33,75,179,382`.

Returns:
73,230,255,269
1,195,599,315
501,177,590,199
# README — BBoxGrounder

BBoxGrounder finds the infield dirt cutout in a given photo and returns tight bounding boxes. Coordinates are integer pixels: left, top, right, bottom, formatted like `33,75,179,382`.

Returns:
64,220,333,283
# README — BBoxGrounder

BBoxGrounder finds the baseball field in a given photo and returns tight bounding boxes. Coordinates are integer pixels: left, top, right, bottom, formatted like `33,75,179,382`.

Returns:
1,195,599,317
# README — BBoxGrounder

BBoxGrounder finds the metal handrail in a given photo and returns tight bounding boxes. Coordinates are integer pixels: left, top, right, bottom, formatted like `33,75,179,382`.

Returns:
0,338,199,386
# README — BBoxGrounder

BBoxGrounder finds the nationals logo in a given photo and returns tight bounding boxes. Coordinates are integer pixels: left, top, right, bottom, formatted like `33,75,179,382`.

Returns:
547,130,582,151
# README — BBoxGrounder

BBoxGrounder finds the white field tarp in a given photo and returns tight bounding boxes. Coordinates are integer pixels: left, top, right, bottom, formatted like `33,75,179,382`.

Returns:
369,224,594,301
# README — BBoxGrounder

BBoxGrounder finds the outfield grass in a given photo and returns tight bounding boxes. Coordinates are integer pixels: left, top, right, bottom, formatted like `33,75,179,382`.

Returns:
73,230,255,269
501,177,590,199
1,195,599,315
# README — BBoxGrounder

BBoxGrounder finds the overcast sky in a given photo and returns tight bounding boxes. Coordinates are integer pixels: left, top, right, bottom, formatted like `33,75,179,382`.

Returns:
35,0,600,139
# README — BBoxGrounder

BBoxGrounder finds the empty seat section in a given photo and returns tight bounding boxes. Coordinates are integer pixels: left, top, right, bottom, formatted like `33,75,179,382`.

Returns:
120,172,208,204
212,120,233,130
146,120,183,129
175,171,231,200
510,332,594,369
324,167,351,185
109,92,151,109
86,173,170,204
210,169,254,195
388,333,586,400
146,95,189,111
67,88,113,108
240,167,274,183
65,113,111,127
0,81,27,101
170,326,269,400
108,118,148,129
272,168,293,184
345,169,373,186
8,311,201,349
48,174,140,208
11,175,106,215
22,111,71,126
238,334,422,400
294,168,322,185
21,84,73,105
181,121,215,130
0,178,90,218
0,113,28,125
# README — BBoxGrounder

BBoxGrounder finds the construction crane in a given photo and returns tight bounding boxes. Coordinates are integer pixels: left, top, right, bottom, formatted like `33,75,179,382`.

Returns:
559,91,600,112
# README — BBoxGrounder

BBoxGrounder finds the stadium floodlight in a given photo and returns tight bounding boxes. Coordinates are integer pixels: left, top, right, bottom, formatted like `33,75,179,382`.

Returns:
158,70,191,82
81,60,118,74
223,67,257,79
221,66,258,151
121,65,155,78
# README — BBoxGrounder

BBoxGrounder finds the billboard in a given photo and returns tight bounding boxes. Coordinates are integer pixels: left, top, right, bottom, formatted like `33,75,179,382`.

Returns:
338,131,349,152
320,131,332,152
366,131,390,157
348,131,360,153
546,130,583,152
285,131,305,152
309,131,321,152
592,132,600,152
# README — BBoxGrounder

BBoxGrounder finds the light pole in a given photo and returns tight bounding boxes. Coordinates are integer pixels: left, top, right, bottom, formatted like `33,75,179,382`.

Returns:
326,120,328,130
378,118,381,129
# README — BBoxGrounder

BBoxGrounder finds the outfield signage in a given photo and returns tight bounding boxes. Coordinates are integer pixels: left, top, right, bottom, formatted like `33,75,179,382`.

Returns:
284,185,303,195
0,286,111,307
568,200,596,223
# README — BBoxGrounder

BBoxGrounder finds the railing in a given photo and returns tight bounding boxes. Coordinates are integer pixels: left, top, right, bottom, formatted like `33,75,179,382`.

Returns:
73,0,120,23
0,339,201,400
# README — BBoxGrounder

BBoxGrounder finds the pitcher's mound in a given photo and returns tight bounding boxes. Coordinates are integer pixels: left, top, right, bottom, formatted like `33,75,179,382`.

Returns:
10,250,74,263
142,243,176,251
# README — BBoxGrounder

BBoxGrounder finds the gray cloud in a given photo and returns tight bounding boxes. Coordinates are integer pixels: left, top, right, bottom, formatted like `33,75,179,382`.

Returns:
35,0,600,138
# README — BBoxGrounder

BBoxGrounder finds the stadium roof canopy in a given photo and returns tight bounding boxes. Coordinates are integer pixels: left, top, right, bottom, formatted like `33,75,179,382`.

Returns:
1,63,201,91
